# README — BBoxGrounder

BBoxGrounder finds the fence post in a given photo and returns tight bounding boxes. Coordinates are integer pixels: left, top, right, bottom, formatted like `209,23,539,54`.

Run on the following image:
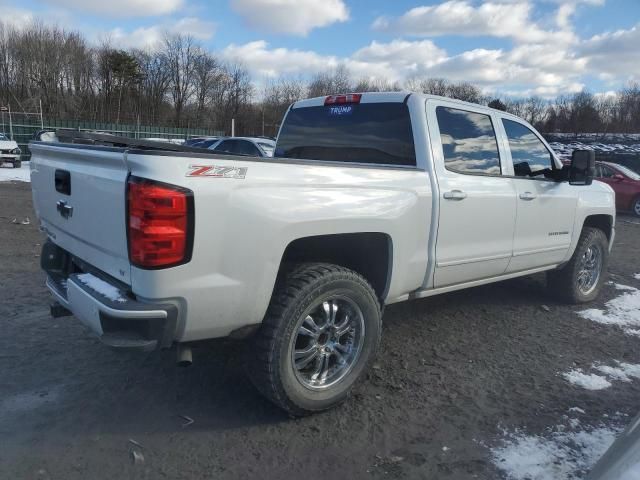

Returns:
8,103,13,141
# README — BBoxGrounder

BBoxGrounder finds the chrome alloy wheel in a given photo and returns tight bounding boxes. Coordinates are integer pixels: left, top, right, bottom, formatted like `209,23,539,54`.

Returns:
290,296,365,391
577,242,603,296
634,199,640,217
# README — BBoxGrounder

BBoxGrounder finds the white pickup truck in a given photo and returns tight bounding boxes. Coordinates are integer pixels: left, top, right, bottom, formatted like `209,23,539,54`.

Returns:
30,92,615,415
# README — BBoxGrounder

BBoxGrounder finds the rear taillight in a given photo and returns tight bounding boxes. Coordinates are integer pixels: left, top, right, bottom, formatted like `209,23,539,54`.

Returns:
127,177,194,269
324,93,362,105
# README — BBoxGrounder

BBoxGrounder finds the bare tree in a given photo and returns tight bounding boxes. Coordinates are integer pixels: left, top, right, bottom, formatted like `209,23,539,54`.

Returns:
523,96,546,127
353,77,401,92
192,50,221,124
164,33,197,126
307,65,352,97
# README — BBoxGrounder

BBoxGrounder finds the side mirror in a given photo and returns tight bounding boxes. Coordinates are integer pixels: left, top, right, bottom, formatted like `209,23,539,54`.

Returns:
612,174,624,181
569,150,595,186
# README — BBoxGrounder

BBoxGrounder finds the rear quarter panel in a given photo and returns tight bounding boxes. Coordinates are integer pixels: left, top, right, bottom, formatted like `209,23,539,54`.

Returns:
126,152,432,341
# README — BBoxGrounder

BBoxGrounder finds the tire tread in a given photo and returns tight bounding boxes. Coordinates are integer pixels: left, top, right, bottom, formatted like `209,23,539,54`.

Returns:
247,262,381,416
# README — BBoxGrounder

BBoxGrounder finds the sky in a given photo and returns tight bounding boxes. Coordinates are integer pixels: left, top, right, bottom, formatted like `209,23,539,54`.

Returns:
1,0,639,98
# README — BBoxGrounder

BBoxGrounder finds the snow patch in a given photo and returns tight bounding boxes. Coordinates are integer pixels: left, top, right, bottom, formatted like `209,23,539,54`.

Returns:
635,274,640,280
563,361,640,390
578,284,640,334
76,273,127,303
594,363,640,383
492,424,620,480
0,161,30,182
563,370,612,390
569,407,586,414
609,282,637,291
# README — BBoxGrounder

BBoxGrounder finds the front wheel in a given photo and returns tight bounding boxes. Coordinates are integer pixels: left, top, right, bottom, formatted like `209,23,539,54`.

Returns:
547,227,609,304
13,160,21,169
248,263,382,416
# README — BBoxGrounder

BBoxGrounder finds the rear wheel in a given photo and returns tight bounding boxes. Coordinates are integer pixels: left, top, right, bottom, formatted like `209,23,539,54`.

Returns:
633,197,640,217
248,263,381,416
547,227,609,304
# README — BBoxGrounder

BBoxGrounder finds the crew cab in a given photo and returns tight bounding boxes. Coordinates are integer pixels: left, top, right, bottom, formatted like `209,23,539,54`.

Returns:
29,92,615,415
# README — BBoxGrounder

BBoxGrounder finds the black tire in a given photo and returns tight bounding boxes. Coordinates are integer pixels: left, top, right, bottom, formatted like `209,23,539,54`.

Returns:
632,196,640,218
13,160,21,169
547,227,609,304
248,263,382,416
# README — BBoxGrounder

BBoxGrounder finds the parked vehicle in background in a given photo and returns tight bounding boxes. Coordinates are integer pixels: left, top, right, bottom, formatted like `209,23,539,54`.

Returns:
598,154,640,176
190,137,220,149
142,137,185,145
0,133,22,168
30,92,614,415
595,162,640,217
208,137,276,157
184,136,219,147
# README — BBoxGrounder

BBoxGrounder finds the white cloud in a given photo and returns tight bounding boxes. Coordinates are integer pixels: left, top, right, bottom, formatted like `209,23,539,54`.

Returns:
349,39,447,80
221,38,586,98
372,1,574,44
579,23,640,79
41,0,183,17
230,0,348,36
172,17,216,40
222,40,340,77
106,17,216,49
0,5,34,28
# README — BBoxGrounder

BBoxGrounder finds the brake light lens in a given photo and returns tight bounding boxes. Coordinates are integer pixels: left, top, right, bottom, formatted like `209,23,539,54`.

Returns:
324,94,362,106
127,177,194,269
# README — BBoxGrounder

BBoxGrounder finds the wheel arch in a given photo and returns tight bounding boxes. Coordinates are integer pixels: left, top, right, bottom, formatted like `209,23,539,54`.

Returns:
278,232,393,302
583,214,614,242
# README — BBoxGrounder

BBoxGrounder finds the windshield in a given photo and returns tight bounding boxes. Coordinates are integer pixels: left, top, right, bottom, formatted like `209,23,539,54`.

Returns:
275,102,416,166
613,164,640,180
0,133,8,141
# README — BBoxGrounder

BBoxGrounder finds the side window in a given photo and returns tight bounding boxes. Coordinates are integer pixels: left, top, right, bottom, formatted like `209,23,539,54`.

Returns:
600,165,615,178
503,119,553,178
236,140,261,156
594,164,602,178
214,140,235,153
436,107,501,175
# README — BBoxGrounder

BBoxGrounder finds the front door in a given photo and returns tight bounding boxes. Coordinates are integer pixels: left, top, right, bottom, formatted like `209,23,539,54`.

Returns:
499,118,577,273
428,102,517,288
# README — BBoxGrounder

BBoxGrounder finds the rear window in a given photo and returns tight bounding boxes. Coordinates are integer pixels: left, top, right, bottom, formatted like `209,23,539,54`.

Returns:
275,102,416,166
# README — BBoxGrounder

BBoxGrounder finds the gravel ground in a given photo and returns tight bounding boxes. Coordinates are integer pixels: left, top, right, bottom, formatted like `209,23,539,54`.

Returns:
1,181,639,480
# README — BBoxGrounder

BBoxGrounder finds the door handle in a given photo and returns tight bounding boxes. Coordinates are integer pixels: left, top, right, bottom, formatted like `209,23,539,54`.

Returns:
443,190,467,201
519,192,537,201
56,200,74,219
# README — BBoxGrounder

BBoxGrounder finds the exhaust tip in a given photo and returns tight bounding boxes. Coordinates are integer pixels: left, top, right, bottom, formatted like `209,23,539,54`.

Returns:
177,344,192,367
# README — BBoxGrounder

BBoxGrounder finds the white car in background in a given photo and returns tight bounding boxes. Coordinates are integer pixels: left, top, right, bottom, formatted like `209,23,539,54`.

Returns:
208,136,276,157
0,133,22,168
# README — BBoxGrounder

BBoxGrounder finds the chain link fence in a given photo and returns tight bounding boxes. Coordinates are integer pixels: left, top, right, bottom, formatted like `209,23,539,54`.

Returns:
1,113,223,160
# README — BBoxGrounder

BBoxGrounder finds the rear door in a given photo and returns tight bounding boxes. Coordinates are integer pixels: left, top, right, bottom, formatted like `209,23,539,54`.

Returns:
427,101,517,287
30,143,132,285
499,118,577,273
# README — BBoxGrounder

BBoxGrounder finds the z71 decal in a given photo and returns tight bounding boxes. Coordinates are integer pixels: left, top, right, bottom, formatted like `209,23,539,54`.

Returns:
186,165,247,179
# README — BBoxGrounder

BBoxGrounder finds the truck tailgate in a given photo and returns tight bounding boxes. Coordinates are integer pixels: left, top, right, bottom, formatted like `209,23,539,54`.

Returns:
30,143,132,285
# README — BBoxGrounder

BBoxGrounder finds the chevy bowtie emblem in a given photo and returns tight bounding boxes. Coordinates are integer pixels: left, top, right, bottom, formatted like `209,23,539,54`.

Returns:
56,200,73,219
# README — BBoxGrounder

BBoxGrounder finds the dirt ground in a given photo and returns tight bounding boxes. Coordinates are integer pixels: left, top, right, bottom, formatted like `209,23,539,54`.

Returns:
1,181,639,480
